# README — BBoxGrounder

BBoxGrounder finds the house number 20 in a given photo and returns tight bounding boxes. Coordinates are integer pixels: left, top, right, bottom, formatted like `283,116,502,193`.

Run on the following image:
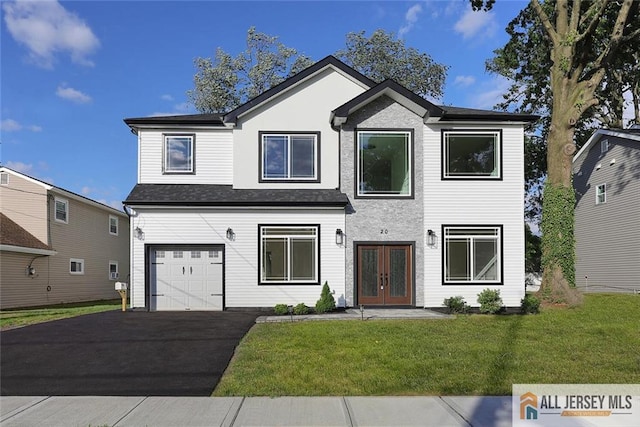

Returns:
380,229,388,234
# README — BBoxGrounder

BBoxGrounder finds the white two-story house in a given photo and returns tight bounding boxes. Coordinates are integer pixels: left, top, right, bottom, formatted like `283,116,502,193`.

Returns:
123,56,537,311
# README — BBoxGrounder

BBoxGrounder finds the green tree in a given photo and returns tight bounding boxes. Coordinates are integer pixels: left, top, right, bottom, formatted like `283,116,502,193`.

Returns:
334,29,448,99
475,0,640,303
189,28,448,113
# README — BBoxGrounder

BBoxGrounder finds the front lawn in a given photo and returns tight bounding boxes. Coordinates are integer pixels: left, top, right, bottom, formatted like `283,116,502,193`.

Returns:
0,299,120,329
214,294,640,396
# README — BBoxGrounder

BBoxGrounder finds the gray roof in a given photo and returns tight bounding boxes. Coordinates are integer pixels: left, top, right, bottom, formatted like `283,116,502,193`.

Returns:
0,213,51,250
124,114,224,128
437,105,539,122
125,184,350,207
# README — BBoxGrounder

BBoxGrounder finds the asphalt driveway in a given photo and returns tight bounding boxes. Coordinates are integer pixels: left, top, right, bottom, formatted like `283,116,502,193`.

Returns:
0,310,260,396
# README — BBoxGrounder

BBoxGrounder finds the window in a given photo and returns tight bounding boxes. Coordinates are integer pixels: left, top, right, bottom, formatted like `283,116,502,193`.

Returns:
600,139,609,153
70,258,85,275
357,130,412,197
55,198,68,223
173,251,183,258
596,184,606,205
109,261,119,280
164,134,194,173
443,130,502,179
444,226,502,284
109,215,118,235
0,172,8,185
260,132,319,181
259,225,319,284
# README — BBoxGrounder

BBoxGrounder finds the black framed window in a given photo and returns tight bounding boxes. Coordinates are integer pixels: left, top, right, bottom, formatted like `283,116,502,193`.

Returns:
259,225,319,284
443,226,502,284
442,130,502,179
260,132,319,182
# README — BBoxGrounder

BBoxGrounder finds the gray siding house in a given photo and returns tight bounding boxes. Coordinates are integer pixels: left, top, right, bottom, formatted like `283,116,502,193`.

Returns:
573,127,640,293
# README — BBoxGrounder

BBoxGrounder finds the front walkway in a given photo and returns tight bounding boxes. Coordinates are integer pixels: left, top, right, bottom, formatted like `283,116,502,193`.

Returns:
256,308,452,323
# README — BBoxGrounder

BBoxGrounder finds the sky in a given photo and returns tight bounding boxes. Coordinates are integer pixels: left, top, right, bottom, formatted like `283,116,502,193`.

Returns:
1,0,533,210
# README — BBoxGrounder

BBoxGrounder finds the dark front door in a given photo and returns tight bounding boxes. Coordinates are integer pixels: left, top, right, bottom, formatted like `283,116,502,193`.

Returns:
357,244,412,305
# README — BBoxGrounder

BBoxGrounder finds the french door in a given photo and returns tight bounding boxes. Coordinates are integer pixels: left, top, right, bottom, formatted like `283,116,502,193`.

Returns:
357,244,412,305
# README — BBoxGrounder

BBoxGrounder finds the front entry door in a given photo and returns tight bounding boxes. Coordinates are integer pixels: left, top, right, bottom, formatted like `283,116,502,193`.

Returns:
357,245,412,305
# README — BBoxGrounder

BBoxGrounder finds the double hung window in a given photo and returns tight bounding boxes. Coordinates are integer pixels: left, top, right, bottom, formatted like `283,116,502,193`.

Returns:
164,134,194,173
444,226,502,284
356,130,412,197
443,130,501,179
259,225,319,284
596,184,606,205
55,198,68,223
109,215,118,235
260,132,319,181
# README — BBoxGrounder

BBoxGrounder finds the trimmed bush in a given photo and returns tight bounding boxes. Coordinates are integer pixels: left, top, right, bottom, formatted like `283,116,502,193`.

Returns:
315,281,336,314
274,304,289,315
477,289,503,314
293,303,310,315
521,294,541,314
443,296,469,314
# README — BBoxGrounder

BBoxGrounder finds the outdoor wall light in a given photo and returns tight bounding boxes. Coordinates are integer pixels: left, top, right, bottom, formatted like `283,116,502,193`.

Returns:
427,229,437,247
134,227,144,240
226,227,235,241
335,228,344,245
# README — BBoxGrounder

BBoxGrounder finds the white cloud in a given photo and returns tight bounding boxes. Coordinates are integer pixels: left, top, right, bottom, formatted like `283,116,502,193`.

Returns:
4,161,33,173
468,76,512,110
454,7,497,40
81,186,92,196
454,75,476,87
2,0,100,68
161,94,174,101
399,4,422,37
56,84,92,104
1,119,22,131
1,118,43,132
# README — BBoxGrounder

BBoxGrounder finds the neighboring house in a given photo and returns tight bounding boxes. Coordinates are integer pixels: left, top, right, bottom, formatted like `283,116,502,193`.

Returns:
0,167,130,309
123,56,537,311
573,127,640,293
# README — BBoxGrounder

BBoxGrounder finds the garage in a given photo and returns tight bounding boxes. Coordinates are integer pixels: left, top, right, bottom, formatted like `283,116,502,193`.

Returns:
148,245,224,311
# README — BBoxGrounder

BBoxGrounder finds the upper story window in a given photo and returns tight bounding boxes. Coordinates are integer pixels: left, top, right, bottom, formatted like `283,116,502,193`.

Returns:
109,215,118,235
55,197,68,223
600,139,609,153
0,172,8,185
442,130,502,180
356,130,413,198
164,134,194,174
596,183,606,205
260,132,319,182
444,226,502,284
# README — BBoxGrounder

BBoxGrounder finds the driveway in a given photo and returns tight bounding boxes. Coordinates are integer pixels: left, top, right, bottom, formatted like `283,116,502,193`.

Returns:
0,310,260,396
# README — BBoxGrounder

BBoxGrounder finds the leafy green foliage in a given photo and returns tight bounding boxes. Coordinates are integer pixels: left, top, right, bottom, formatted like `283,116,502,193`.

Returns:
315,282,336,314
477,289,503,314
540,182,576,287
525,223,541,273
274,304,289,315
443,296,469,314
521,294,541,314
293,303,310,315
335,29,448,99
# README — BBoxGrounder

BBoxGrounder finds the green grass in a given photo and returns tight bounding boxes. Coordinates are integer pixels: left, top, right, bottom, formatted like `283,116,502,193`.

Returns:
214,294,640,396
0,299,121,329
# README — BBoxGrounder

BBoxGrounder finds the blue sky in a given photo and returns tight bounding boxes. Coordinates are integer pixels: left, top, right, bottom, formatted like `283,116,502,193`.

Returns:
1,0,530,210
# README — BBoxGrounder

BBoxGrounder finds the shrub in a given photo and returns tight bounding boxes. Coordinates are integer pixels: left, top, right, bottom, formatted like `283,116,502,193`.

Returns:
443,296,469,314
293,303,310,315
477,289,503,314
274,304,289,315
315,281,336,314
521,294,541,314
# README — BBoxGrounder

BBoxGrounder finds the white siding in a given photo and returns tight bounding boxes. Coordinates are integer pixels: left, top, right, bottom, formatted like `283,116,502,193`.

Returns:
233,68,367,189
423,124,525,307
129,208,346,309
138,129,233,184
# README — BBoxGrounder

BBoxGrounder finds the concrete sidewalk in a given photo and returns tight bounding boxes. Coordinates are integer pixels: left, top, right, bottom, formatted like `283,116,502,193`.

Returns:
0,395,513,426
256,308,452,323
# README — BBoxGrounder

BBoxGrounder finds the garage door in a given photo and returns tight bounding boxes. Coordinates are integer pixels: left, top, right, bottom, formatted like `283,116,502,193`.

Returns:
149,246,223,311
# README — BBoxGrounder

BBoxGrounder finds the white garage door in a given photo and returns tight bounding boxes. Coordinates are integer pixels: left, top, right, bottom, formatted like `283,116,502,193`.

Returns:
149,246,223,311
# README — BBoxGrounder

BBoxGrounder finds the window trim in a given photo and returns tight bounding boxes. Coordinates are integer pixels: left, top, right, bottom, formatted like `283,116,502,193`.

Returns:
0,172,9,185
441,225,503,286
109,215,119,236
163,133,195,174
54,197,69,224
596,183,607,205
258,131,321,183
109,261,119,280
258,224,321,286
355,128,414,199
70,258,85,275
441,129,503,180
600,139,609,154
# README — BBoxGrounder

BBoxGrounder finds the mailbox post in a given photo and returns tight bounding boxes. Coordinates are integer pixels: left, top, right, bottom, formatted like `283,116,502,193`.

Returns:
115,282,128,312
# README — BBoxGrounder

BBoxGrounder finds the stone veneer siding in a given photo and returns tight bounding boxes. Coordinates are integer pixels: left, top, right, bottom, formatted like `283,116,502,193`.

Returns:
340,96,424,306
